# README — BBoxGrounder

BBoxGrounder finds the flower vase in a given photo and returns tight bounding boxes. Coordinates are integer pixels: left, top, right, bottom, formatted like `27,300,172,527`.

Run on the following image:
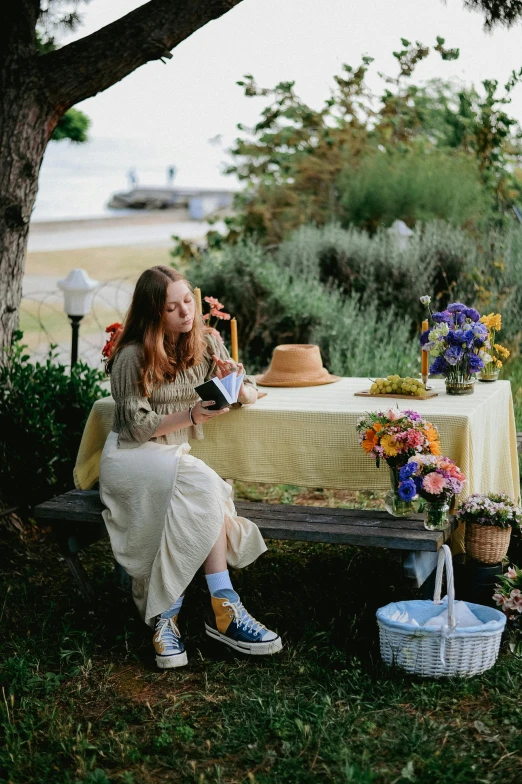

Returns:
445,368,475,396
423,500,450,531
385,465,421,518
479,362,499,382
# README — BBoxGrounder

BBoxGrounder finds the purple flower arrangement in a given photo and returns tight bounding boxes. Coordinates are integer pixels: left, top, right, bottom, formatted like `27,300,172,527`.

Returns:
419,298,490,384
398,454,466,504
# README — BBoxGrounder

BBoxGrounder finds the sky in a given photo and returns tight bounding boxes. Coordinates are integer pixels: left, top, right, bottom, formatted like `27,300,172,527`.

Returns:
36,0,522,217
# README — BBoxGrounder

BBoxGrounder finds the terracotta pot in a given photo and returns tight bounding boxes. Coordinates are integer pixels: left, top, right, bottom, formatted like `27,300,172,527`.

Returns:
464,523,511,564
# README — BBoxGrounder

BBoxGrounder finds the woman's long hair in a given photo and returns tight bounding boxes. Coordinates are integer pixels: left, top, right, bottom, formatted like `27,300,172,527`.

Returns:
107,266,206,396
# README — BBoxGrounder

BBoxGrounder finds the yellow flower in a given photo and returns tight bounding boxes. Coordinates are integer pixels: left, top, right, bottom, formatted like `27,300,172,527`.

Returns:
480,313,502,331
380,434,399,457
495,358,503,368
494,343,510,358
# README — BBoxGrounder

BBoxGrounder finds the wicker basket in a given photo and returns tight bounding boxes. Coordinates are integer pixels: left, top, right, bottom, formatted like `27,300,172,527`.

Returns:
465,523,511,564
376,545,506,678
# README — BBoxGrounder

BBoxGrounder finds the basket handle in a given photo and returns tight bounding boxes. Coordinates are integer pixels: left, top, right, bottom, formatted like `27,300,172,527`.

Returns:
433,544,456,629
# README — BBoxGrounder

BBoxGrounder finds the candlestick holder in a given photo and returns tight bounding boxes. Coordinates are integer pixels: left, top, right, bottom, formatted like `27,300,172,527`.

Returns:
422,372,431,390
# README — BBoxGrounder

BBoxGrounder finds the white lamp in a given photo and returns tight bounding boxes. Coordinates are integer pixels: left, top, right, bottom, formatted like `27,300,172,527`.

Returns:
387,219,414,251
57,268,99,365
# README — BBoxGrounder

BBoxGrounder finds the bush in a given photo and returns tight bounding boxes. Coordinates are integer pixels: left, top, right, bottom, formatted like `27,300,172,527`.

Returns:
187,242,419,376
0,334,109,511
337,149,489,231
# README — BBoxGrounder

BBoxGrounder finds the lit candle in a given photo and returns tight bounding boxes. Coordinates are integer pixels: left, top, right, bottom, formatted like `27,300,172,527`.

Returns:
421,319,429,379
193,287,202,316
230,317,239,363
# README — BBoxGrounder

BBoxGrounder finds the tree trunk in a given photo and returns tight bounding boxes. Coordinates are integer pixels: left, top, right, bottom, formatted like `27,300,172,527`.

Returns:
0,0,246,356
0,88,50,353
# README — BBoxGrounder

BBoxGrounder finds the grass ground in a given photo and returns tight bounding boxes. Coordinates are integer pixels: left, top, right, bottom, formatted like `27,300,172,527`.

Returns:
26,246,174,281
1,484,521,784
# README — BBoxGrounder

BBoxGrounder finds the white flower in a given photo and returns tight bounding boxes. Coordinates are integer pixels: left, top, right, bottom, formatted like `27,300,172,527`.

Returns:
420,295,431,305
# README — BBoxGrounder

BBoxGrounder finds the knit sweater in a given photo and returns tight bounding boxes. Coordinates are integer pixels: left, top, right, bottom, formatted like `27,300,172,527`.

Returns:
109,332,256,448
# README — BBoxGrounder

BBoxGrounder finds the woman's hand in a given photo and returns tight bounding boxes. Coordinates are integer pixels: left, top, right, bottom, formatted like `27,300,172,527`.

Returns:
191,400,230,424
212,354,239,379
211,355,257,404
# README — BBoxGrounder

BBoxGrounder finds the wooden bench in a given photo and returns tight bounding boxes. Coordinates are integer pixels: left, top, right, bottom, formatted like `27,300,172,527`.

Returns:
34,489,455,603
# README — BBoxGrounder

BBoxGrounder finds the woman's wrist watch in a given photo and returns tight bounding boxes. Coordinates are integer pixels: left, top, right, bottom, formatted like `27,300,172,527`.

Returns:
188,405,196,425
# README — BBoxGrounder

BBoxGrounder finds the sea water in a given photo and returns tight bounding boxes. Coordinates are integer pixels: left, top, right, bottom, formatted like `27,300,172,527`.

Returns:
33,136,234,222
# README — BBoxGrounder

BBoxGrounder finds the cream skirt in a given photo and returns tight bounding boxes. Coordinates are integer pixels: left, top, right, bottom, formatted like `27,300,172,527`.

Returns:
99,431,267,626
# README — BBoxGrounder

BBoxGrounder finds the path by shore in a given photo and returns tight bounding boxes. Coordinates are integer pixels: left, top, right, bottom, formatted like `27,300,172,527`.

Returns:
28,210,224,252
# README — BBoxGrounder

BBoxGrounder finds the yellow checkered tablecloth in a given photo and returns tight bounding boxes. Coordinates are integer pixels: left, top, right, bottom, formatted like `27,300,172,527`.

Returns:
74,377,520,506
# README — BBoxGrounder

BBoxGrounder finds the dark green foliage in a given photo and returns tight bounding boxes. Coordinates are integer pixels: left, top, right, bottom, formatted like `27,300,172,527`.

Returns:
51,107,90,143
0,333,108,510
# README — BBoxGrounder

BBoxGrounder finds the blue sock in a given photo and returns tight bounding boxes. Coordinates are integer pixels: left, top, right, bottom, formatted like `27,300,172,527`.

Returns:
160,594,184,620
205,570,234,595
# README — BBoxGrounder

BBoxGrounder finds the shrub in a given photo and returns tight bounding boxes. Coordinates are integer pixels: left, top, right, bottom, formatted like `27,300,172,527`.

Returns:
0,334,109,511
337,149,489,231
187,242,419,376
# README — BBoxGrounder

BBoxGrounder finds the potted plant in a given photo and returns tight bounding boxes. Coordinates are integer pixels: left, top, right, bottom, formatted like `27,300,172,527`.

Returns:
457,493,522,564
419,298,489,395
397,454,466,530
356,408,442,517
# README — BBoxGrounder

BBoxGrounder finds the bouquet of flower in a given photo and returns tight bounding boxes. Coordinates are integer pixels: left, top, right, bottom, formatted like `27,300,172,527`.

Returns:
397,454,466,503
419,297,489,380
102,322,122,365
356,408,441,468
479,313,510,373
456,493,522,529
493,565,522,636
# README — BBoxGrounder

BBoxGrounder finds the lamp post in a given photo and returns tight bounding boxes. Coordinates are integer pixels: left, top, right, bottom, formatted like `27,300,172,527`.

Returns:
57,269,99,366
387,219,413,251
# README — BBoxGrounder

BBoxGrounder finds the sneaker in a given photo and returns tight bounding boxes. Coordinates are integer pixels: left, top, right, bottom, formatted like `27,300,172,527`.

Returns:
205,589,283,655
153,614,188,669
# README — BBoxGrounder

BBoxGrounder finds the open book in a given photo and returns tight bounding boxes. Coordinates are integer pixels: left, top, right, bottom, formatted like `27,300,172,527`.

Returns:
194,371,245,410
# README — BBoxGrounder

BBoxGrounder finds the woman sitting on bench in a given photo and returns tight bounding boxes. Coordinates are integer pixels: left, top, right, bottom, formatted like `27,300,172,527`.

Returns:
100,265,282,668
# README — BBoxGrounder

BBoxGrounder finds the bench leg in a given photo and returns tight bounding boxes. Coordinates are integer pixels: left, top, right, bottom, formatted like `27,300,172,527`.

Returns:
402,550,438,593
61,550,97,604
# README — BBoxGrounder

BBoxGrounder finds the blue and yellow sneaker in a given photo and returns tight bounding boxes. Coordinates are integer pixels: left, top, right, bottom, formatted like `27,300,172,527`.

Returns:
205,589,283,655
153,614,188,669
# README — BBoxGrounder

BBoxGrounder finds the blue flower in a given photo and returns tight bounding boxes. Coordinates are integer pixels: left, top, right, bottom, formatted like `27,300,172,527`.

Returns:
446,330,462,346
447,302,468,313
445,346,464,365
453,329,475,347
432,311,452,324
464,307,480,322
430,355,449,375
468,353,484,373
454,311,465,326
399,462,418,481
398,479,417,501
420,329,430,346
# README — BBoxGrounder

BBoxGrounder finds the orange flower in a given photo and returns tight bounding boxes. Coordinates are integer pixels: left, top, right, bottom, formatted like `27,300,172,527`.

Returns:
362,428,379,453
373,422,383,432
429,440,442,455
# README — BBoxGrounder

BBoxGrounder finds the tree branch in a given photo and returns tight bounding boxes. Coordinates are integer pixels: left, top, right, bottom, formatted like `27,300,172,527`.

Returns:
38,0,245,112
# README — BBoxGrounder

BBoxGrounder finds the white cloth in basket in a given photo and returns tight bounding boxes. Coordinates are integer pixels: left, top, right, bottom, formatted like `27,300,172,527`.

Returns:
424,600,483,628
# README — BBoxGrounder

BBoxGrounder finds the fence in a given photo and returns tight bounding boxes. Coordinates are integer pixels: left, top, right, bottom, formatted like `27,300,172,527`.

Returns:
20,277,134,369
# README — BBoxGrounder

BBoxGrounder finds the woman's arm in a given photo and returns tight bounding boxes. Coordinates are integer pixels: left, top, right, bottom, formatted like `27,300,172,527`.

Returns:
151,400,230,438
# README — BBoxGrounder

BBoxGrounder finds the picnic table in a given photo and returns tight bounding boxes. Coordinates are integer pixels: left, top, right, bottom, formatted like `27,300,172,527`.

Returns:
74,377,520,504
34,376,519,601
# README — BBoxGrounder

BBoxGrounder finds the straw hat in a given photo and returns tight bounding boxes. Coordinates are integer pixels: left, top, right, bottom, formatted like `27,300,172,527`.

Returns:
255,344,340,387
